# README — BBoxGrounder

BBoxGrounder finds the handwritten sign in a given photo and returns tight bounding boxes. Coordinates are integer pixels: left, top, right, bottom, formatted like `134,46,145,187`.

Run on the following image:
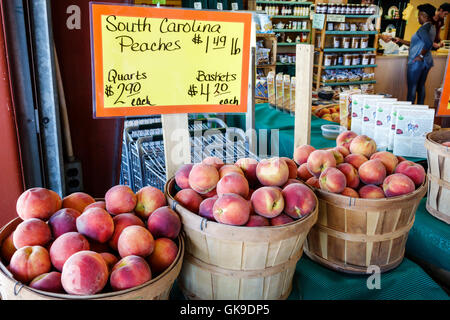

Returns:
437,55,450,116
90,4,251,117
312,13,325,30
327,14,345,22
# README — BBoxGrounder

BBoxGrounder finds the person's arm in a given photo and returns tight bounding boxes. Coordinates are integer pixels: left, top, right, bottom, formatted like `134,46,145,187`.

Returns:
392,37,410,46
414,24,434,61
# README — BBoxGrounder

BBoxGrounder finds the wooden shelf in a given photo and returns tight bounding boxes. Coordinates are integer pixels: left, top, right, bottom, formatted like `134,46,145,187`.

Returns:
271,15,310,19
257,64,276,68
278,42,307,46
319,47,376,52
256,1,313,5
276,62,296,66
316,80,376,86
256,33,277,38
273,29,310,32
315,64,377,70
325,31,378,35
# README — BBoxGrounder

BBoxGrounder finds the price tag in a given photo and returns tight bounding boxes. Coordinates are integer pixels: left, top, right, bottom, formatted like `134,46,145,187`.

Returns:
312,13,325,30
90,4,251,117
231,2,239,11
217,3,223,10
327,14,345,22
193,2,202,10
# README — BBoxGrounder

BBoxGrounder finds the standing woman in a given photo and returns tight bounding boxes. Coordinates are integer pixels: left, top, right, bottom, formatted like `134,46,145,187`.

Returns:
392,4,436,104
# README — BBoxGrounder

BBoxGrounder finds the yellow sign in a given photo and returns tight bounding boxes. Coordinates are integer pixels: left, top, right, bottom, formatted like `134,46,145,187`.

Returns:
91,4,251,117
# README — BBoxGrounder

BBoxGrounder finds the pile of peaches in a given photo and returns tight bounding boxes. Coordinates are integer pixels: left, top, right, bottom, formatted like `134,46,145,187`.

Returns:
296,131,426,198
173,156,317,227
0,185,180,296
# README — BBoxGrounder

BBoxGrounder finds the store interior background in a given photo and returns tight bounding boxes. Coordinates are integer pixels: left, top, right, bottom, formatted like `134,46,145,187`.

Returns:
0,0,448,228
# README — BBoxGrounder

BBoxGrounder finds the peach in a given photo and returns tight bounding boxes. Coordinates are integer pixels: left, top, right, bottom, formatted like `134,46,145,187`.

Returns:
359,185,385,199
135,186,166,220
213,194,250,226
105,185,137,215
293,144,316,166
383,173,415,197
1,232,16,264
306,177,320,188
337,163,360,189
62,192,95,213
9,246,51,283
203,188,217,198
202,156,224,169
100,252,119,273
29,271,64,293
61,250,109,295
330,148,344,165
282,183,317,219
76,207,114,243
218,164,244,179
370,151,399,175
256,157,289,187
174,163,194,189
109,213,145,251
235,158,259,187
307,150,336,177
349,135,377,158
283,179,302,188
335,145,350,157
48,208,81,239
270,214,294,226
344,153,368,169
13,218,51,249
336,131,357,150
319,167,347,194
147,238,178,275
198,197,218,221
394,160,426,187
281,157,298,179
297,163,313,181
397,156,407,163
147,206,181,239
216,172,249,198
188,163,219,195
245,215,270,227
358,159,386,185
49,232,90,271
443,141,450,147
341,187,359,198
110,255,151,291
84,201,106,211
174,188,203,213
16,187,62,221
250,186,284,218
118,225,154,258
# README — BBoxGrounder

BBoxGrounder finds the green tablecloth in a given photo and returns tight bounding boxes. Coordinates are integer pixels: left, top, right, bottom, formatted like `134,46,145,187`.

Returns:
223,103,450,299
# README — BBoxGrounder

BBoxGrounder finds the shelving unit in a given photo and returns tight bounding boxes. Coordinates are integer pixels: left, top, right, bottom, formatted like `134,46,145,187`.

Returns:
256,33,277,76
312,12,381,90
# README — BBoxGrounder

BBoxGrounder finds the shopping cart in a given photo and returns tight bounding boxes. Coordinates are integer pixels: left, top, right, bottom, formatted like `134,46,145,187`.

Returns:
120,115,162,186
137,126,258,192
124,118,228,191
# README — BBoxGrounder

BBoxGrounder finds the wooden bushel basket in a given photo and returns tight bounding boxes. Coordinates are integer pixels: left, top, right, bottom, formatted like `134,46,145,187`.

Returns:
0,218,184,300
424,129,450,224
304,179,427,274
165,178,318,300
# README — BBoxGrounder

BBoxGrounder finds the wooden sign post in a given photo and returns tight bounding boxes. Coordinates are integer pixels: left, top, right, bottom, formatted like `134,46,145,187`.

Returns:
90,4,252,177
294,44,314,150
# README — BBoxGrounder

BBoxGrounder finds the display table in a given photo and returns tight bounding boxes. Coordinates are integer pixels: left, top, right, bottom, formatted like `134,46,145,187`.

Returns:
222,103,449,299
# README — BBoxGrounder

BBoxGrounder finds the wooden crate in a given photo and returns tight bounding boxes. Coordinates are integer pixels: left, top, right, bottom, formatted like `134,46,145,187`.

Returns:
424,129,450,224
165,178,318,299
304,179,427,274
0,218,184,300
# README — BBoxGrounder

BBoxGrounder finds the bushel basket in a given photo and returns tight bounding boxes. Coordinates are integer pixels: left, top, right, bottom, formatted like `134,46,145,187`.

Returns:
165,178,318,300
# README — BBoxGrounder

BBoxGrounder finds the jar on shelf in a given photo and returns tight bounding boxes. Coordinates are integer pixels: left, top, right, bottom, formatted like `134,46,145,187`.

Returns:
333,36,341,48
324,54,333,66
370,53,376,65
316,35,322,48
337,54,343,65
350,23,357,31
302,21,307,29
327,22,334,31
360,36,369,49
328,3,336,14
355,4,361,15
343,54,352,66
342,37,351,48
345,4,352,15
351,37,360,49
362,53,371,65
352,54,361,65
